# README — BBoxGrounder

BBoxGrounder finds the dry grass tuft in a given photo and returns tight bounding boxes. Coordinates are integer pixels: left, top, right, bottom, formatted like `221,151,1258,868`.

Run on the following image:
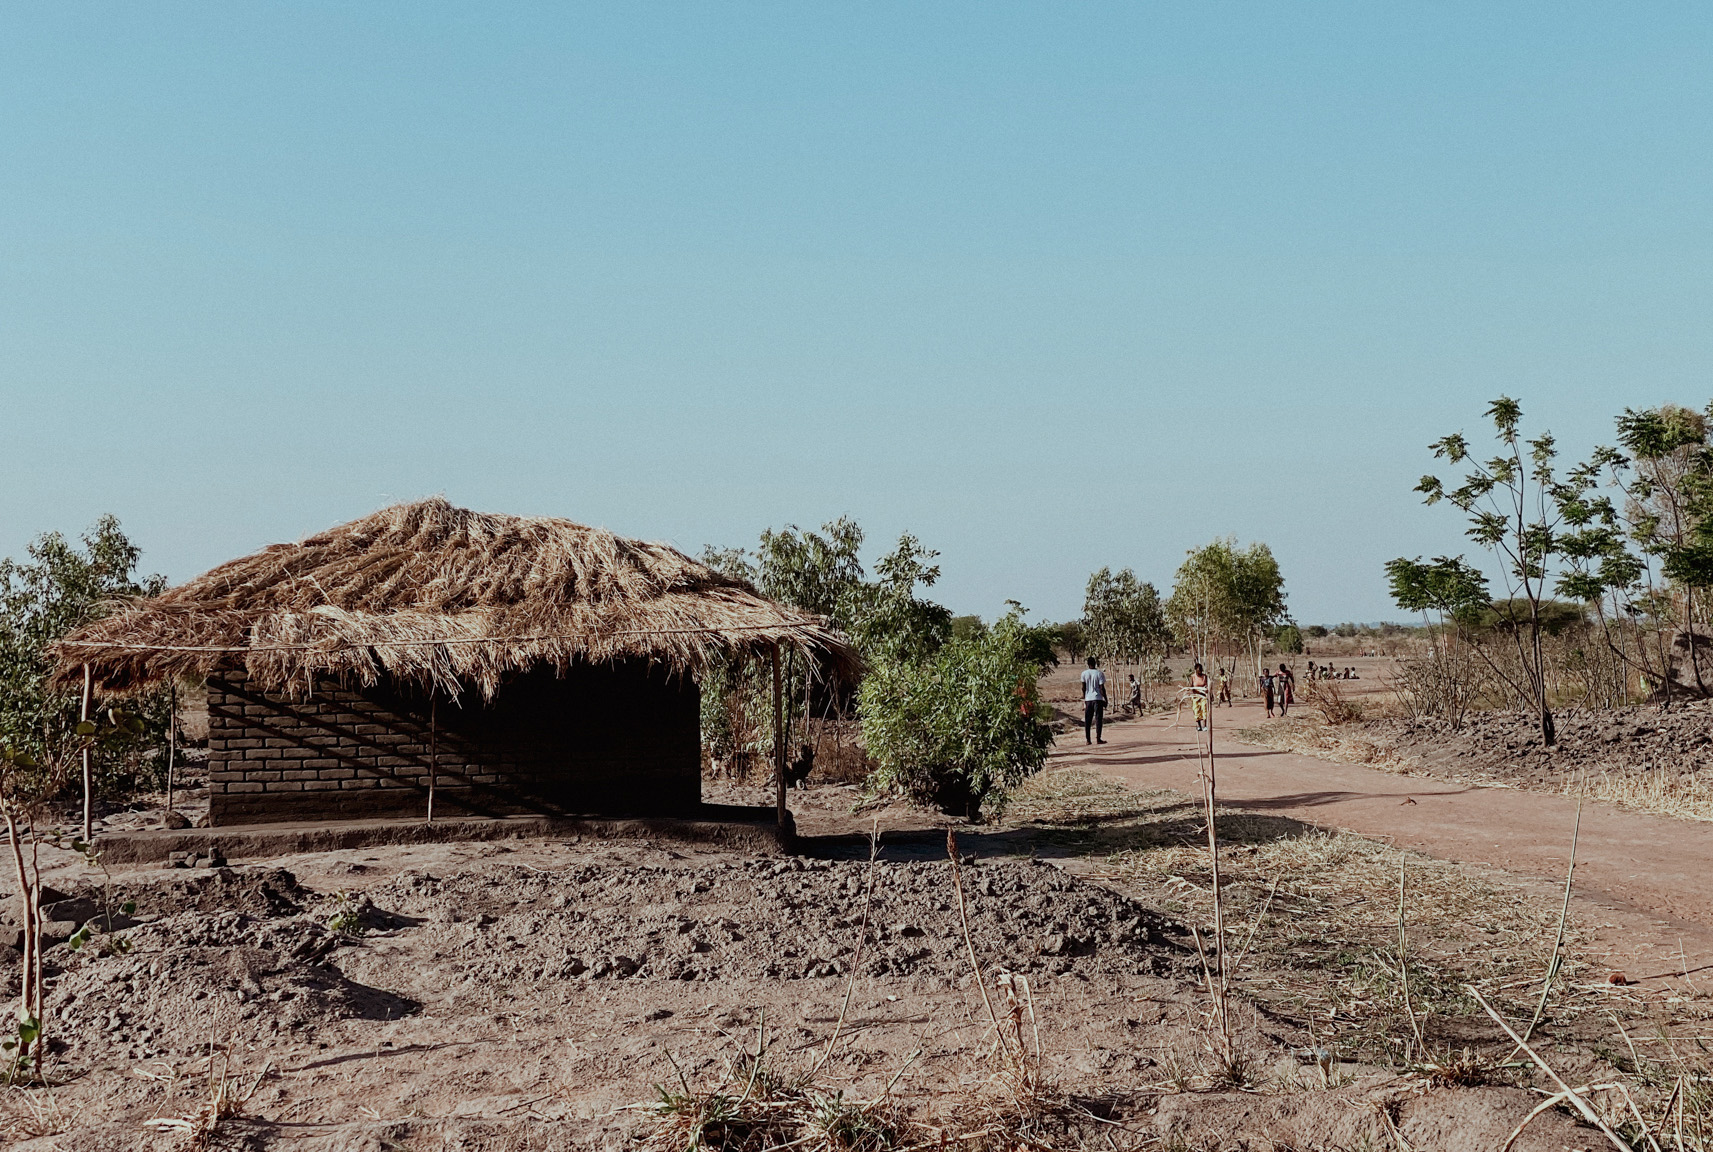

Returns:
1301,678,1366,726
138,1043,270,1151
1102,819,1587,1041
1011,769,1590,1070
1007,768,1179,826
1233,715,1410,773
1563,767,1713,822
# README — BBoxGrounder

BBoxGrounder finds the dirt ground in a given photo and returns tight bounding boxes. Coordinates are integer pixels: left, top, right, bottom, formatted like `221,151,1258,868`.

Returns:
1280,700,1713,794
10,658,1713,1147
2,758,1660,1152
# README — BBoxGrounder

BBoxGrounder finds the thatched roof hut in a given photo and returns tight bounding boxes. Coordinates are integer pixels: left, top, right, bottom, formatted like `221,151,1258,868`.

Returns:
52,497,859,698
51,500,857,828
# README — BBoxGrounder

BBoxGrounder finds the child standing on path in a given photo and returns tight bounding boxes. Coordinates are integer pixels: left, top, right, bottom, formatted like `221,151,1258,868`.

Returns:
1189,662,1210,732
1261,667,1276,717
1081,657,1108,745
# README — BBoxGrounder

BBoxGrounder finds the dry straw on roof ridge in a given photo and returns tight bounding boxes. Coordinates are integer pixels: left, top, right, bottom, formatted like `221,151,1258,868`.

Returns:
51,498,860,700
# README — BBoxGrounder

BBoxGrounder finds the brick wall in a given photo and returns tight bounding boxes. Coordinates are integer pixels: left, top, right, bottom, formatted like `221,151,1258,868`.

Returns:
207,661,701,825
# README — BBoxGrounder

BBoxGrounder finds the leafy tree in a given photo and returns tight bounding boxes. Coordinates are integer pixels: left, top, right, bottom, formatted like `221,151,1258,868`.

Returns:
1416,397,1596,745
1166,539,1288,677
753,517,868,630
1274,624,1303,655
1558,403,1713,702
699,521,952,771
950,615,986,643
1386,555,1492,626
1081,568,1170,667
847,534,952,664
0,517,171,799
1052,621,1087,664
1230,543,1289,670
858,608,1056,819
1385,555,1498,726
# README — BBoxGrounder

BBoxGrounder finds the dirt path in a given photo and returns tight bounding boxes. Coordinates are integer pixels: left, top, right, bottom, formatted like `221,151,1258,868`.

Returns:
1057,699,1713,981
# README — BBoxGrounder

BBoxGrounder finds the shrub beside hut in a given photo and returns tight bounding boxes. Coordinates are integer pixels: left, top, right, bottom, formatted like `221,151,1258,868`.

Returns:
50,499,856,828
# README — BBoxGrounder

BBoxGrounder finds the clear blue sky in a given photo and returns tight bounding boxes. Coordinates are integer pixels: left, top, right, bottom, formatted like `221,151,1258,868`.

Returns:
3,4,1710,624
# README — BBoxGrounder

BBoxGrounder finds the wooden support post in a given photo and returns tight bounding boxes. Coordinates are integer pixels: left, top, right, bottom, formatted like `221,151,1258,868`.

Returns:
772,644,787,830
80,664,92,844
427,695,437,826
165,680,177,819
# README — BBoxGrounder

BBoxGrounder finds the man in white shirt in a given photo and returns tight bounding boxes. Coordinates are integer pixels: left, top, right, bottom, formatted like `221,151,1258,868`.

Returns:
1080,656,1107,745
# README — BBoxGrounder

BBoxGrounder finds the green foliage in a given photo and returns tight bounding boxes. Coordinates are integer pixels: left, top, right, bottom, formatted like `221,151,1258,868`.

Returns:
708,520,951,665
1413,398,1598,738
0,517,172,801
3,1011,41,1077
754,517,866,627
1560,402,1713,616
858,609,1056,819
1274,625,1303,654
698,520,952,770
847,534,952,663
1052,620,1086,663
950,614,985,642
1386,555,1492,625
1304,625,1329,639
1081,568,1169,664
1165,538,1289,663
325,891,368,937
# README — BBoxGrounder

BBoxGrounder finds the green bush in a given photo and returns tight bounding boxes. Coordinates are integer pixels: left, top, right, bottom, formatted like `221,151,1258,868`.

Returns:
858,610,1056,820
1274,624,1304,654
1,517,174,801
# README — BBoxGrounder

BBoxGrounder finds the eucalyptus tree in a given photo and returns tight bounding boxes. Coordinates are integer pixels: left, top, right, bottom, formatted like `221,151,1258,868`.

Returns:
1082,567,1170,672
1166,539,1288,676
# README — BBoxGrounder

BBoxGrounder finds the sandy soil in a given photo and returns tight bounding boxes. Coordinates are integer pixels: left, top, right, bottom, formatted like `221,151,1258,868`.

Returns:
1347,702,1713,793
1071,697,1713,982
7,663,1700,1150
1,781,1605,1152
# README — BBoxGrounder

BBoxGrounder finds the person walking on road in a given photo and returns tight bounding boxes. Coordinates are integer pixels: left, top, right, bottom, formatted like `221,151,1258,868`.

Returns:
1261,667,1276,717
1081,657,1107,745
1277,662,1294,716
1217,667,1232,707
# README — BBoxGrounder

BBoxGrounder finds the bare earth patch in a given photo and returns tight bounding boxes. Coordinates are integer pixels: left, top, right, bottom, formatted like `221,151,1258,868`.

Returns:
1238,701,1713,821
3,772,1701,1149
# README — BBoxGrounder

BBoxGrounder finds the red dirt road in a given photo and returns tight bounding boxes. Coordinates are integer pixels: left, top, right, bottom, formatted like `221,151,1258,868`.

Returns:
1054,699,1713,981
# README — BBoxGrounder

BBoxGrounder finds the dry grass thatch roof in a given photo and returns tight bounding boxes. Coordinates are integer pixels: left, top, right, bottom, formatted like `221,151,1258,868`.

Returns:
51,498,860,699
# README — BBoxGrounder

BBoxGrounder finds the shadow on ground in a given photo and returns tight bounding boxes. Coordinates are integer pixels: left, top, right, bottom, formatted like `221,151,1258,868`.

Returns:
798,804,1323,863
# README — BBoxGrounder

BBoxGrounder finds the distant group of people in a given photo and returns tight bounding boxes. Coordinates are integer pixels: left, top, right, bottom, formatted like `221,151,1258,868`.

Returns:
1073,655,1361,741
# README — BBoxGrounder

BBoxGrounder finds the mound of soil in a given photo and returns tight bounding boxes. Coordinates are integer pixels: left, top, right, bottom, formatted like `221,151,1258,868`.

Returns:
46,868,417,1065
1370,700,1713,789
3,839,1604,1152
373,856,1188,985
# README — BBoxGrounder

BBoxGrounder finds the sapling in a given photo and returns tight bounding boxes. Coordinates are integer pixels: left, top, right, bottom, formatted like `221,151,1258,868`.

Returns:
0,743,67,1082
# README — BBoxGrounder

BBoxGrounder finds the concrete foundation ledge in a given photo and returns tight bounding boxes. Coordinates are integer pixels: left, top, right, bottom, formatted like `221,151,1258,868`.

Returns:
93,804,795,864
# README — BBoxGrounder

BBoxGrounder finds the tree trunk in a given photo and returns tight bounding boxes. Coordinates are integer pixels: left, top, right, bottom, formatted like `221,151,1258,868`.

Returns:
80,664,92,844
771,646,787,830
